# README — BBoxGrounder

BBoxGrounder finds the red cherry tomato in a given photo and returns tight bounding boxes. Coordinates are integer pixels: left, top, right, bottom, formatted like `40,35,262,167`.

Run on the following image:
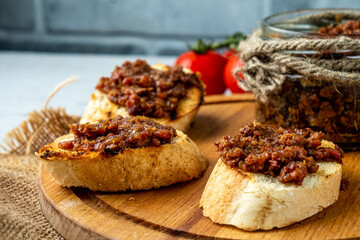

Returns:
175,50,227,95
223,48,237,59
223,53,246,93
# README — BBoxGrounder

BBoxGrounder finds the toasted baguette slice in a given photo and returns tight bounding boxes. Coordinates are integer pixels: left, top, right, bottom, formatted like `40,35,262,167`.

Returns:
200,160,342,231
80,64,204,132
37,130,208,192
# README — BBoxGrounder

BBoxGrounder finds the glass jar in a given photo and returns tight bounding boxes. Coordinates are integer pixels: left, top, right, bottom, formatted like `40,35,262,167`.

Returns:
254,9,360,149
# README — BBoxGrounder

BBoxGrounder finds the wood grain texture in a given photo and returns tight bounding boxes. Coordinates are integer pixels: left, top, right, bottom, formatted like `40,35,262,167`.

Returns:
203,93,254,105
39,95,360,239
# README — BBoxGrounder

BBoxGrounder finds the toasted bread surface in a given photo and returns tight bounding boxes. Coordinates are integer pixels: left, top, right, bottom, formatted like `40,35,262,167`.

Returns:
80,64,203,132
37,130,208,192
200,159,342,231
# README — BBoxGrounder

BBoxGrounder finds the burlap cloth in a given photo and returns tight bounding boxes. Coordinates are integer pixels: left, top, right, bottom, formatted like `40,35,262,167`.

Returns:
0,108,80,239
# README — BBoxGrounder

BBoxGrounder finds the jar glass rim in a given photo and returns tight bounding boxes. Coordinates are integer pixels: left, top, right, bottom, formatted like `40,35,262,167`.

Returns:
261,8,360,36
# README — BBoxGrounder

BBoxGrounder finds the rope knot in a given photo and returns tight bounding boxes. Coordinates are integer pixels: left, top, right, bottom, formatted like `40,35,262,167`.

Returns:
239,33,360,101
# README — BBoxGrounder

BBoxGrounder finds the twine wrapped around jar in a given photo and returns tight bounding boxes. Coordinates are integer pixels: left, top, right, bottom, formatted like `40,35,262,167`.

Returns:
237,12,360,102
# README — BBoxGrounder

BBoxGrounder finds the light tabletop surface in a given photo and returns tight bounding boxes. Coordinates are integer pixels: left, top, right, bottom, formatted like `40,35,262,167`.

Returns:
0,51,175,148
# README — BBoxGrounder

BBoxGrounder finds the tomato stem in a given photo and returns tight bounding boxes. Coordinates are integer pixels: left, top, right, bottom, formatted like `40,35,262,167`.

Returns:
212,32,246,50
190,39,213,54
190,32,246,54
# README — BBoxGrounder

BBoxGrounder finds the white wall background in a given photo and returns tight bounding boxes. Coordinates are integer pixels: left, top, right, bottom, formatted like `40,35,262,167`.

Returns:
0,0,359,55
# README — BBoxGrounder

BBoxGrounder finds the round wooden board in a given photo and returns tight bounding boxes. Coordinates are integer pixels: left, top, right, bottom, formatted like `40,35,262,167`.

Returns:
39,95,360,239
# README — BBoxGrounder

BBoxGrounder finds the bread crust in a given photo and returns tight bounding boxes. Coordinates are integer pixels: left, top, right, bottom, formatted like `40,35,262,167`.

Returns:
37,130,208,192
200,159,342,231
80,64,204,132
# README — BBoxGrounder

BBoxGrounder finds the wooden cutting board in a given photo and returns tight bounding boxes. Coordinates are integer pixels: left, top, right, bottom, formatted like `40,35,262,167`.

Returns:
39,94,360,240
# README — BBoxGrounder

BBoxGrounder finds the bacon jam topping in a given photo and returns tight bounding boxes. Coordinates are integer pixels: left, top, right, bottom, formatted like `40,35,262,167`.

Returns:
317,19,360,34
58,116,177,155
215,121,344,185
96,59,204,119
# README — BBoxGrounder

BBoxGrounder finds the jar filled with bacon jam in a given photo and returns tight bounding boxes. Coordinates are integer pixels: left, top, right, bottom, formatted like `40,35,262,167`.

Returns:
241,9,360,150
